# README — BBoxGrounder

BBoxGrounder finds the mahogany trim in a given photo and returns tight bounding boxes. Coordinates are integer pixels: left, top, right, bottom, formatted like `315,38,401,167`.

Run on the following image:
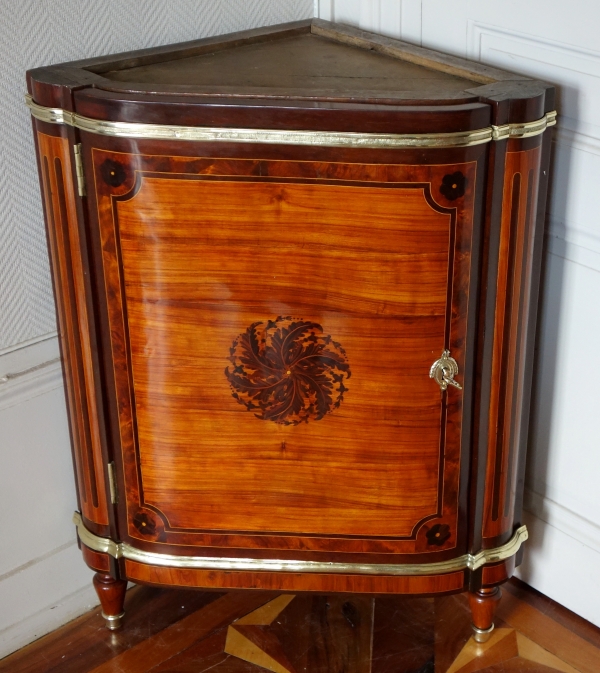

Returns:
124,560,466,594
25,95,556,147
36,131,110,528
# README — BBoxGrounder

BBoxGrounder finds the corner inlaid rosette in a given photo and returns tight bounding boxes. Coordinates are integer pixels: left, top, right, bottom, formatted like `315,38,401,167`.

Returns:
225,316,350,425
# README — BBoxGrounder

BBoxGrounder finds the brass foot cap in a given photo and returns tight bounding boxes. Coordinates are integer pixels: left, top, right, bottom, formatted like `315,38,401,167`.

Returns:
101,611,125,630
472,622,494,643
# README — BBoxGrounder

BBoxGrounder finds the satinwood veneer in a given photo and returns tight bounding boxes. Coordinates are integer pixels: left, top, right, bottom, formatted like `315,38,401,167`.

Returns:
26,19,555,640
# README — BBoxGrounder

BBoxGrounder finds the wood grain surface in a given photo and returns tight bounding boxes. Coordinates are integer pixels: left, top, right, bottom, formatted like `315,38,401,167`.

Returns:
104,33,479,96
481,557,515,586
27,19,555,602
28,18,553,110
89,148,481,557
36,131,109,529
124,560,466,595
92,573,127,620
482,142,542,543
80,544,111,573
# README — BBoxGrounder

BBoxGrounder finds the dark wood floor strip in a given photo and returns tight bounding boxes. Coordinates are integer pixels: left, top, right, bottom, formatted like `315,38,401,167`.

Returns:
0,588,220,673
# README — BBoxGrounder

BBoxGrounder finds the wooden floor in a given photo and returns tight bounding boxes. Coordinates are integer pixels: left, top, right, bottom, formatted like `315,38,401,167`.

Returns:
1,579,599,673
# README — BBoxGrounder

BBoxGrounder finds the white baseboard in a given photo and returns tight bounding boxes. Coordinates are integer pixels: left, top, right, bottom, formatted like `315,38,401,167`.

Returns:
0,584,99,661
519,491,600,627
0,542,98,660
524,488,600,556
0,335,62,411
0,361,63,412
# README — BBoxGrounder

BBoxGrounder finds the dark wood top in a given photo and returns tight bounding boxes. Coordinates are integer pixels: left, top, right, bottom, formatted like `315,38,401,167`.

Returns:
26,19,555,123
103,33,479,99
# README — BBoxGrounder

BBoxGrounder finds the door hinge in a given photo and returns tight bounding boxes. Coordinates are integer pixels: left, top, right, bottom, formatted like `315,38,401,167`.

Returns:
73,143,86,197
107,461,118,505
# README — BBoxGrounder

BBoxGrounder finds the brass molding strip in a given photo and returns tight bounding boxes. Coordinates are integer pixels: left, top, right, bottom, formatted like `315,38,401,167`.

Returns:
73,512,528,576
75,512,120,558
25,95,556,148
492,110,557,141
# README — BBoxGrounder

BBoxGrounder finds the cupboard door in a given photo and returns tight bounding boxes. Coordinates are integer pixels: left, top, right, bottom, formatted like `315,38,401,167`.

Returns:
89,145,484,559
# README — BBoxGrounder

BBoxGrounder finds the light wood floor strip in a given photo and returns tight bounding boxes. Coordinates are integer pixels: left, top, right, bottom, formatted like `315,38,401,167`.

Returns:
498,590,598,673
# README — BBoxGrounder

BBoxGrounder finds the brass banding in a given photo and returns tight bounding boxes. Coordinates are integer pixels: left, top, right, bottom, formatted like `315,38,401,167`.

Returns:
492,109,557,141
101,611,125,631
25,94,556,148
73,512,527,576
472,623,495,643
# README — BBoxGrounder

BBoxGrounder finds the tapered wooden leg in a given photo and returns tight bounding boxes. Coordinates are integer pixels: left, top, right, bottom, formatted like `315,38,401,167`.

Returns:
93,572,127,630
468,587,501,643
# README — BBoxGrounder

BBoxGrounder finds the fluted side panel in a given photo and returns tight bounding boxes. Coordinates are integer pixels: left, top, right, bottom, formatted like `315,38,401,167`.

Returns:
36,130,109,527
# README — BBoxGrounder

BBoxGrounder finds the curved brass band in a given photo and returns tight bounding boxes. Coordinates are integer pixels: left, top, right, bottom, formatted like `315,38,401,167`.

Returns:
73,512,527,576
492,110,557,141
25,94,556,148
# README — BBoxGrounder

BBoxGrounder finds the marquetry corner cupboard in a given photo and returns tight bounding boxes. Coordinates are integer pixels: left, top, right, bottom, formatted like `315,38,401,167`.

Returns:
27,19,554,641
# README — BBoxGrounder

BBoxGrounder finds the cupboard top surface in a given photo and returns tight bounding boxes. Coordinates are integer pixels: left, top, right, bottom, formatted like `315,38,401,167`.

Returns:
101,33,479,97
27,19,554,116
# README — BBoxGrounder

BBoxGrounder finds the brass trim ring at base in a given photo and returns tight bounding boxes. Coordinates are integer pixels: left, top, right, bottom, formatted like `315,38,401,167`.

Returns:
472,623,495,643
73,512,528,577
101,611,125,630
25,94,556,148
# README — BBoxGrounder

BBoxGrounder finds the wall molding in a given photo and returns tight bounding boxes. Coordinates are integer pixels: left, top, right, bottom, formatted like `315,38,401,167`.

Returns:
467,20,600,65
0,541,97,659
467,21,600,142
315,0,334,22
0,331,57,358
0,333,59,375
516,509,600,627
0,584,98,660
546,234,600,274
465,21,600,277
547,217,600,255
0,334,63,411
555,126,600,158
0,540,75,585
315,0,420,43
0,359,63,412
524,488,600,555
519,490,600,625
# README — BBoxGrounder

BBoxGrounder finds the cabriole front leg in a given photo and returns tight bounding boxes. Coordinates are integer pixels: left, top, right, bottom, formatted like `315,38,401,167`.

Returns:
93,573,127,630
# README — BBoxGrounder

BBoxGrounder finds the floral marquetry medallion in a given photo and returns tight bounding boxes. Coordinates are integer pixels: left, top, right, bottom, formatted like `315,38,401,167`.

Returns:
225,316,351,425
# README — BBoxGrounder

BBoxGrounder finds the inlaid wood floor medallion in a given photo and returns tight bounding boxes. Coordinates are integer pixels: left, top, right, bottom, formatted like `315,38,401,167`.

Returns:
446,628,581,673
224,595,298,673
1,580,598,673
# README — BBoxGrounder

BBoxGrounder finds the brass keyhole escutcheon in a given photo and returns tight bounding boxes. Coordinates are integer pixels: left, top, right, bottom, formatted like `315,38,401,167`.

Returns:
429,350,462,391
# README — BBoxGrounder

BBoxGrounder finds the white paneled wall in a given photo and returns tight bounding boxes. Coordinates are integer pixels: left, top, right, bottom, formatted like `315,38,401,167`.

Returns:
0,0,312,659
316,0,422,42
317,0,600,626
